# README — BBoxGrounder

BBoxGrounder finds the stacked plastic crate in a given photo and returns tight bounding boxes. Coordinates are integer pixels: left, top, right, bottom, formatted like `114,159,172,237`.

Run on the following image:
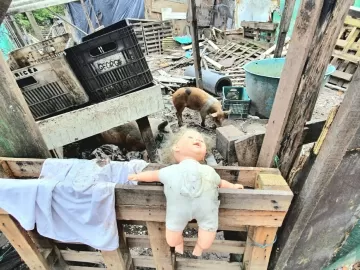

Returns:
65,19,154,102
9,33,89,120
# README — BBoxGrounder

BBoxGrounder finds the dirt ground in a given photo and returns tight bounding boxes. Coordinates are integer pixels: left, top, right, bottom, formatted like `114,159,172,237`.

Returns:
151,85,344,166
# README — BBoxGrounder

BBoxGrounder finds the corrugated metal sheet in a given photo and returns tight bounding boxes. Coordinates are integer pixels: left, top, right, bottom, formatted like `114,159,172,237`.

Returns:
7,0,77,14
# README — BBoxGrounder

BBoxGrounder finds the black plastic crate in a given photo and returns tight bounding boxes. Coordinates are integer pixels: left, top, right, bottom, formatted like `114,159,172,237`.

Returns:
65,21,153,102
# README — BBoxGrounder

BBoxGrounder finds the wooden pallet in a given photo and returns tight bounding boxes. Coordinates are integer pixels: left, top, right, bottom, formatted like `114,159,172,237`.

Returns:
328,16,360,89
205,41,265,71
128,19,173,56
0,157,293,270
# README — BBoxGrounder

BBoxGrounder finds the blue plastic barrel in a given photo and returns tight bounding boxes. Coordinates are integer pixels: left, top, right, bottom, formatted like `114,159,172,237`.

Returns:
243,58,336,118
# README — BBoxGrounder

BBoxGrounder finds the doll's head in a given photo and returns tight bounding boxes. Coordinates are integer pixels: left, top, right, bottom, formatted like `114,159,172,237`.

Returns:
160,128,213,164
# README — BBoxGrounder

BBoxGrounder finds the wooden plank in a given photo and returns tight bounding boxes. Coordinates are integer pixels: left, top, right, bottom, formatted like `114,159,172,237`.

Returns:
243,226,278,270
153,76,189,84
102,223,134,270
332,49,360,63
331,70,353,81
336,39,360,51
126,234,245,254
0,157,280,188
132,256,242,269
37,85,164,150
61,250,104,264
116,206,287,227
146,222,172,270
344,15,360,27
256,0,329,168
102,249,129,270
270,64,360,270
115,185,293,212
0,215,50,270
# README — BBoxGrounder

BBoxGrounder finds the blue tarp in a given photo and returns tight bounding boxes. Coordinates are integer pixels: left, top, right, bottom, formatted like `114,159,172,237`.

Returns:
67,0,145,43
0,24,16,59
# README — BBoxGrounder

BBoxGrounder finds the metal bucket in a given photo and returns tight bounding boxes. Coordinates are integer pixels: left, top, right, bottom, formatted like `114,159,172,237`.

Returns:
243,58,336,118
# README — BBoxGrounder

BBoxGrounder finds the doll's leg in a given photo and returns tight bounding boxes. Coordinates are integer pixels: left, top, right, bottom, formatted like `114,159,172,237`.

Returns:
193,229,216,256
166,228,184,254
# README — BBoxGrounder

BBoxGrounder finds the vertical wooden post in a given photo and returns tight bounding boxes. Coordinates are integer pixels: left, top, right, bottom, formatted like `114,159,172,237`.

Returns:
243,226,277,270
257,0,353,178
256,0,324,169
146,222,173,270
243,173,287,270
136,116,158,163
25,11,44,41
273,0,296,58
101,224,135,270
0,215,51,270
188,0,203,89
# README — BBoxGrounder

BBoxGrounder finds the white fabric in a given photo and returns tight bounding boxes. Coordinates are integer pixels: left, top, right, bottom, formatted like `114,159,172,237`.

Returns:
0,158,147,251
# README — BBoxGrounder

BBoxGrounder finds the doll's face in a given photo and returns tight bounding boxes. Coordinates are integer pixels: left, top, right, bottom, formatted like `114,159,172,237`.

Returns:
173,130,207,162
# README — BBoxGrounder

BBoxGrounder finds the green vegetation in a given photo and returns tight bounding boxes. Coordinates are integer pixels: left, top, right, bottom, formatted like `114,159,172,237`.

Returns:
14,5,65,32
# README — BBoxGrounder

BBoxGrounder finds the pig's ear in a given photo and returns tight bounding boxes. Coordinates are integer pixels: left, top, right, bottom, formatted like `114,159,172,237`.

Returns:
211,112,218,118
224,110,231,117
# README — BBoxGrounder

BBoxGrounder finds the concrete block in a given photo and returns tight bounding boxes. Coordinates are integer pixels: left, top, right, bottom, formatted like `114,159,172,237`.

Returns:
216,125,244,163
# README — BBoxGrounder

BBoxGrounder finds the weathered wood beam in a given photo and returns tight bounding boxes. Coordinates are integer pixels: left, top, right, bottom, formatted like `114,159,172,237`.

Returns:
0,215,51,270
276,0,353,178
256,0,325,169
269,63,360,270
273,0,296,58
0,157,281,188
257,0,353,179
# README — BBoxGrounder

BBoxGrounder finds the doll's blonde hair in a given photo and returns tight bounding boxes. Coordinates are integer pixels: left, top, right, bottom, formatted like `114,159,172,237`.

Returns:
159,127,214,164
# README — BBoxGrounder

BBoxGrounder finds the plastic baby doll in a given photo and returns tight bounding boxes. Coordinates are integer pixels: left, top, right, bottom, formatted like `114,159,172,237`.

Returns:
128,129,243,256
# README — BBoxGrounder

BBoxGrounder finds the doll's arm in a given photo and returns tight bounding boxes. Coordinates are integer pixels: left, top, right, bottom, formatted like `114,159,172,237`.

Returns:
219,180,244,189
128,170,160,182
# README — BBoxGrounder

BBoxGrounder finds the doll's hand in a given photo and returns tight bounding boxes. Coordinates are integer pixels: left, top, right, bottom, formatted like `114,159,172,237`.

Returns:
233,184,244,189
128,174,138,181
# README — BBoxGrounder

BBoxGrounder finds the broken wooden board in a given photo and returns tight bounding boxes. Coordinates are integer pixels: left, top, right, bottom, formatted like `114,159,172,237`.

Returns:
235,120,326,167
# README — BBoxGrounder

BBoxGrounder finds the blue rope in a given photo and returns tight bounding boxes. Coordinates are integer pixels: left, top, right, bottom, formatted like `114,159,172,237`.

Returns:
248,234,277,248
0,246,12,262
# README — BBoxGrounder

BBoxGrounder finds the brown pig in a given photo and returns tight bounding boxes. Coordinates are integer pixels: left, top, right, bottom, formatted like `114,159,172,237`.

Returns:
172,87,230,127
100,118,171,151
